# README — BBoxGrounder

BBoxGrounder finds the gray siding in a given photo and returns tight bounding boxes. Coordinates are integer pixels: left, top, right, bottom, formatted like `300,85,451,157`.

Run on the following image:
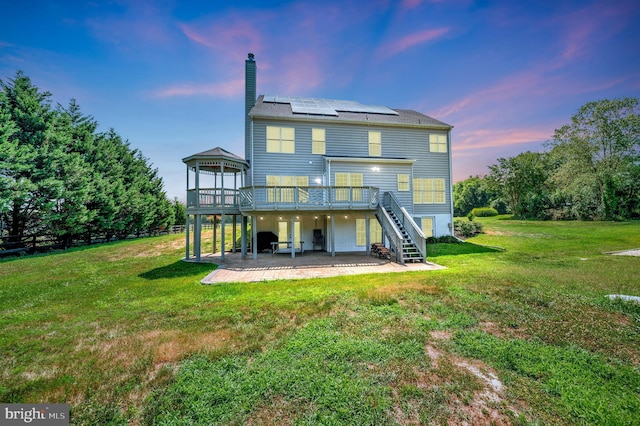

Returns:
327,161,413,210
250,118,452,216
251,119,325,185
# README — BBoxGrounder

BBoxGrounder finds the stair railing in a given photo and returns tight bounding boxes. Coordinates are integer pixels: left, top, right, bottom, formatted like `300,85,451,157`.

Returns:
376,204,406,264
383,192,427,260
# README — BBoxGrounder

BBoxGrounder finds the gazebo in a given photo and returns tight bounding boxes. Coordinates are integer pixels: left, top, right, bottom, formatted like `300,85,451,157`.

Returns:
182,147,249,261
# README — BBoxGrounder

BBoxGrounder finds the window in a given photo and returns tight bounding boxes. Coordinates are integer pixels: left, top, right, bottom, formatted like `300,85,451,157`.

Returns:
356,218,382,246
266,126,295,153
369,131,381,157
397,174,410,191
413,178,446,204
429,134,447,153
370,218,382,243
335,172,363,201
266,175,308,202
356,219,366,246
421,217,434,237
312,128,325,155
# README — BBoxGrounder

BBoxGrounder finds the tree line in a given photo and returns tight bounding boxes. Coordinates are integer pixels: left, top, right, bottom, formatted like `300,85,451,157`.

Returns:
1,71,182,251
454,98,640,220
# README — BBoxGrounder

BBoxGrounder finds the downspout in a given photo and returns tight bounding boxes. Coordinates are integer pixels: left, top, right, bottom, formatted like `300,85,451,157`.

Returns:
250,119,254,186
447,128,455,236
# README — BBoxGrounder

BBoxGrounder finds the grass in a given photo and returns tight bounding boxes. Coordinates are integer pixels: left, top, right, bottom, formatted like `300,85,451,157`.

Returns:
1,217,639,424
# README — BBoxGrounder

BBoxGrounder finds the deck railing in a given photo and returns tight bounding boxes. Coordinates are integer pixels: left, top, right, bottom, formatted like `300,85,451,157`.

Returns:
383,191,426,259
186,188,240,209
376,204,405,264
239,186,379,211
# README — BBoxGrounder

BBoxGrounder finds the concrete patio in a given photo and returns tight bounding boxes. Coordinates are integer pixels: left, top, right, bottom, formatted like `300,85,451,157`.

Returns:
191,251,445,284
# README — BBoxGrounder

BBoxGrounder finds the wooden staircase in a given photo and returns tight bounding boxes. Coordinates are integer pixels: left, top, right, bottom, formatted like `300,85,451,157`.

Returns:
381,206,425,263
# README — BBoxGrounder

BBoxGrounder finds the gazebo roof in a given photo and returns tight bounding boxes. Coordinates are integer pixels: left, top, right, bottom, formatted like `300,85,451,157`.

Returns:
182,147,249,173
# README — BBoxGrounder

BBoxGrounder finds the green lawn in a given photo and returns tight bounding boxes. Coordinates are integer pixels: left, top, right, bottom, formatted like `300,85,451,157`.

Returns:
1,217,639,425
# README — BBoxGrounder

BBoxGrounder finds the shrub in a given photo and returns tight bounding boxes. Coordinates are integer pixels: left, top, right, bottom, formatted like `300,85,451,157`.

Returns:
426,235,460,244
470,207,499,217
490,199,509,214
454,218,483,238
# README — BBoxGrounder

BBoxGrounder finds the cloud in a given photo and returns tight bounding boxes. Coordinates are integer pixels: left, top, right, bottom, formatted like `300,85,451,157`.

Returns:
175,2,383,96
553,0,639,65
453,126,552,152
401,0,424,9
85,2,175,51
179,17,264,64
378,27,450,58
151,78,244,98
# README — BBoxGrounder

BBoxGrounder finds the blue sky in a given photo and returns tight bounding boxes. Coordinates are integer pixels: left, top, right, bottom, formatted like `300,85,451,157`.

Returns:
2,0,639,201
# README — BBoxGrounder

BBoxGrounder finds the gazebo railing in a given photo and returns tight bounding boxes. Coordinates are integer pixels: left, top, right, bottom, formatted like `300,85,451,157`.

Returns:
187,188,240,208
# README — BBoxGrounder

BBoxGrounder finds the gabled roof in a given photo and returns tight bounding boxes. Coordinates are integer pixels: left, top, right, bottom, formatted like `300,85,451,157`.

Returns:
249,95,452,129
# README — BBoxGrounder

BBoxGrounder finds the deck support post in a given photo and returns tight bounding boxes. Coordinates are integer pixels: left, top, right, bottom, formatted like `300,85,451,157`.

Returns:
195,214,201,262
232,215,237,253
252,215,258,260
330,214,335,257
291,215,296,258
220,163,225,261
185,214,190,260
365,213,371,256
241,215,247,258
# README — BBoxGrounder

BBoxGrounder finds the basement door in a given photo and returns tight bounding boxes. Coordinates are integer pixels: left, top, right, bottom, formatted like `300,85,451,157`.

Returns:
278,220,301,249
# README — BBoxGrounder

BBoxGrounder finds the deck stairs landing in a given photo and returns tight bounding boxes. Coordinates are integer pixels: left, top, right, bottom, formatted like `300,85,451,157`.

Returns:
383,206,425,263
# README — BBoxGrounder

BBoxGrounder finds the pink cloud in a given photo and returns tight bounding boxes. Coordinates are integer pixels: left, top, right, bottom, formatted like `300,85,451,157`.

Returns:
554,0,638,64
429,69,542,120
151,78,244,98
401,0,424,9
179,18,264,64
86,2,175,51
378,27,450,58
275,51,324,94
453,126,553,152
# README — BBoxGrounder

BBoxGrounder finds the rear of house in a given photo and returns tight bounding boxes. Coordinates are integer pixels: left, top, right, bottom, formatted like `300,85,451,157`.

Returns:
183,53,453,263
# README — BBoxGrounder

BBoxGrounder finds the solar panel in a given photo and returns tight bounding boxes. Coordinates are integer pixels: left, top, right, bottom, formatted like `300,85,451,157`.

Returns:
262,96,398,116
290,98,338,116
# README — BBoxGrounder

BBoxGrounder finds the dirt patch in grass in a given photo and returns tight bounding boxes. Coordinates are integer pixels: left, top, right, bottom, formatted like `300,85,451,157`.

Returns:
422,330,517,425
135,239,185,258
83,328,236,369
479,321,528,340
245,396,310,426
369,282,441,297
104,238,185,261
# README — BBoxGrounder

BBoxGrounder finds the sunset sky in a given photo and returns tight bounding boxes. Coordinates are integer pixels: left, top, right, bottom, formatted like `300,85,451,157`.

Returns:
2,0,639,201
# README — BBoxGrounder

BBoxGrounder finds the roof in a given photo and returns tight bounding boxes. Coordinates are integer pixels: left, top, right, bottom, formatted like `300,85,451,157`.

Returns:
249,95,452,129
182,146,249,172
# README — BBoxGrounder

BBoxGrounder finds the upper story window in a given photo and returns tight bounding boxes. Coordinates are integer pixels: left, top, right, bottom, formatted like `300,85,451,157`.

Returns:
369,131,381,157
429,134,447,153
413,178,446,204
267,126,295,153
312,128,325,155
335,172,363,201
397,174,410,191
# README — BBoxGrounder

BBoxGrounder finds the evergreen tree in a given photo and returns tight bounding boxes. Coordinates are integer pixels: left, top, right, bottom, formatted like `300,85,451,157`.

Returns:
1,71,175,250
0,71,53,247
